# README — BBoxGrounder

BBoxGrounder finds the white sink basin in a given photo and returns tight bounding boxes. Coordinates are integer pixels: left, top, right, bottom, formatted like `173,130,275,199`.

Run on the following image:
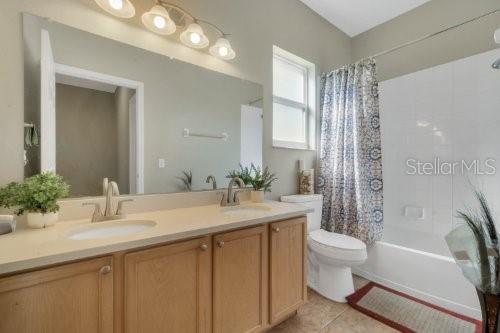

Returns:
67,220,156,240
221,204,272,216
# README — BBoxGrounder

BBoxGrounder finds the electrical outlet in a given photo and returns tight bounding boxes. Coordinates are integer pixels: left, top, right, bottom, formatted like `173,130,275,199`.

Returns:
159,158,166,168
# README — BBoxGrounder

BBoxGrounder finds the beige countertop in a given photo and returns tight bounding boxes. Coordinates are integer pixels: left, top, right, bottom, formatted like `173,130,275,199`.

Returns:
0,200,311,275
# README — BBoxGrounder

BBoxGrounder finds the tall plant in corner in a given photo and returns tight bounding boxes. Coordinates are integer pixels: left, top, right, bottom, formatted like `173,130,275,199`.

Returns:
446,189,500,332
0,172,69,229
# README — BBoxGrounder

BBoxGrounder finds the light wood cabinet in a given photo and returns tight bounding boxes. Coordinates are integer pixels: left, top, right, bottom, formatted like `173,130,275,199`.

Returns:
213,225,268,333
0,216,307,333
124,236,211,333
0,256,114,333
269,217,307,324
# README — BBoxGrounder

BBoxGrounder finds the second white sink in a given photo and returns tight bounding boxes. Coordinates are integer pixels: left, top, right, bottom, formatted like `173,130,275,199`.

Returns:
67,220,156,240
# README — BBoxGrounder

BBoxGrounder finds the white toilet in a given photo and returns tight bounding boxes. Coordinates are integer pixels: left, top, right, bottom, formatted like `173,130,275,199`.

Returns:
281,194,367,303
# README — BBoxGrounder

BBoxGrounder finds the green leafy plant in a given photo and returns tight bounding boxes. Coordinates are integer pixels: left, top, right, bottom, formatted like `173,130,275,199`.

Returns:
0,172,70,215
455,190,499,294
226,163,254,186
227,164,278,192
249,165,277,192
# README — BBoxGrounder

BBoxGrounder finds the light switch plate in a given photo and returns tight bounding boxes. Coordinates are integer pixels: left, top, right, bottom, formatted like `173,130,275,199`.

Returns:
159,158,166,168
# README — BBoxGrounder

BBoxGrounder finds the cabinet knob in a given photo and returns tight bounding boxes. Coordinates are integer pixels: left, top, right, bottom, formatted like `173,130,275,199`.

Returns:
100,265,112,275
199,244,208,251
217,240,225,248
272,227,280,232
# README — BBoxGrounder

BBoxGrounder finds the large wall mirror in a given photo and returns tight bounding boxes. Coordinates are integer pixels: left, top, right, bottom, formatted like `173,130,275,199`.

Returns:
23,13,263,198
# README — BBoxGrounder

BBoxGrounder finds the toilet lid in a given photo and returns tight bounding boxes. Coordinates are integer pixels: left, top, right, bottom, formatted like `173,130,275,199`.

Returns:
309,229,366,251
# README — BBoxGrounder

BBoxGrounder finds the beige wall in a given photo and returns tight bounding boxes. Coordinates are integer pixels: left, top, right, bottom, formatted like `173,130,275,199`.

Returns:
56,84,118,197
0,0,351,199
352,0,500,81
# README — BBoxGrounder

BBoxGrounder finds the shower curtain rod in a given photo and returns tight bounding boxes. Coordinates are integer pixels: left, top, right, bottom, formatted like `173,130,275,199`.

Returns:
360,8,500,62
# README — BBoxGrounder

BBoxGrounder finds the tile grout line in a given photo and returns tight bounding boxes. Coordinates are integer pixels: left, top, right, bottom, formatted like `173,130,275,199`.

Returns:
318,306,350,331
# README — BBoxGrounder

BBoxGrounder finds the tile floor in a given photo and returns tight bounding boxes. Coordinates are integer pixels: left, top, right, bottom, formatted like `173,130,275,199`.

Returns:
269,275,398,333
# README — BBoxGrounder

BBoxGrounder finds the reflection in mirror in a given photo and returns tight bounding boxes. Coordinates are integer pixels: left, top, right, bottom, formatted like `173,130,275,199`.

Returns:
23,13,263,198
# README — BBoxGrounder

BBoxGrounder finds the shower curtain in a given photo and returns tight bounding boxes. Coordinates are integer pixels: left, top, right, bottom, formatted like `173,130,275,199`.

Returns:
317,58,383,244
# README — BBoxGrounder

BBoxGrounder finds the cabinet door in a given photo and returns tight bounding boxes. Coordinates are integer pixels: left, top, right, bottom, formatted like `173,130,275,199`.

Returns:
269,217,307,324
0,256,114,333
213,225,268,333
124,236,211,333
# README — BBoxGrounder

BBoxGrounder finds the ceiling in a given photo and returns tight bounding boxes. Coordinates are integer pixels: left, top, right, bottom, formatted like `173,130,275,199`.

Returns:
300,0,431,37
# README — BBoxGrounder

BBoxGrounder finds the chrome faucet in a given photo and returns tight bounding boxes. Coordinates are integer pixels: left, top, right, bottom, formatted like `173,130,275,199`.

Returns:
83,180,133,222
206,175,217,190
220,177,245,207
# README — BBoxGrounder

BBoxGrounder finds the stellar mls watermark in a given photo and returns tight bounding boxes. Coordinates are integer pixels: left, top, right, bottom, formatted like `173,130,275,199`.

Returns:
406,158,496,175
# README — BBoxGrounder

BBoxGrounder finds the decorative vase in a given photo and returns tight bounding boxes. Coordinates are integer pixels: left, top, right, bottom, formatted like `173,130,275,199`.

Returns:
250,190,265,203
27,212,58,229
299,169,314,195
477,289,500,333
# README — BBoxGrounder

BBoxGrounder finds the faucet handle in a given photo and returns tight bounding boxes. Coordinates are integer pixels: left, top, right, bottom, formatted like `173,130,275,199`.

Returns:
83,202,103,222
233,190,245,204
116,199,133,216
219,192,227,206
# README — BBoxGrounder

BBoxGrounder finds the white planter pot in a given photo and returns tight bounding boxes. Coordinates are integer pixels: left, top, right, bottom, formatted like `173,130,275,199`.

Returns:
250,190,265,203
27,212,58,229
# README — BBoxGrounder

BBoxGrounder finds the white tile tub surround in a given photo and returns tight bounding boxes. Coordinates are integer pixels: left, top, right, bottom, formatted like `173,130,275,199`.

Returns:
358,48,500,320
379,48,500,256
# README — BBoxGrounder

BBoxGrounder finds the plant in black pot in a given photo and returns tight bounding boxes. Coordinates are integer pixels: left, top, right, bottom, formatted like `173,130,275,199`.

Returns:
446,189,500,333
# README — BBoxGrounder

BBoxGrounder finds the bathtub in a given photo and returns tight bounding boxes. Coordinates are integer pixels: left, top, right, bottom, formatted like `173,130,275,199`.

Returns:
352,240,481,319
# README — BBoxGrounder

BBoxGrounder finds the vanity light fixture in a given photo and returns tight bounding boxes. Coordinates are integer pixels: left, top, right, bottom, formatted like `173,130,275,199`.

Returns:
94,0,135,18
142,5,176,35
180,23,209,49
94,0,236,60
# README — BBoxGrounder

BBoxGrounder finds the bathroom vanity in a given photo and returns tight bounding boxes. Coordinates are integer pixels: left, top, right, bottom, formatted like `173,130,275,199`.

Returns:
0,201,310,333
0,12,309,333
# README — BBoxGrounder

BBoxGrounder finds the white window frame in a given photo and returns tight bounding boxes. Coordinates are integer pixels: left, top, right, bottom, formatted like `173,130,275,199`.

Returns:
272,45,316,150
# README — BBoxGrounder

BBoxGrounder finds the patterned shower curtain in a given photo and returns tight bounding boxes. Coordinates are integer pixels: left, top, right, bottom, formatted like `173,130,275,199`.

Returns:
317,58,383,244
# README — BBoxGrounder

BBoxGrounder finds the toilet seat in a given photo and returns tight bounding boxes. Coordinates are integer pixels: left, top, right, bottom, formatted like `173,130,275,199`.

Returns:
308,229,367,264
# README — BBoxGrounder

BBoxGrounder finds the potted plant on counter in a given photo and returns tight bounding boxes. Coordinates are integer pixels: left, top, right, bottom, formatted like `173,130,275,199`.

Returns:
0,172,70,228
249,165,277,203
226,164,277,203
226,164,254,187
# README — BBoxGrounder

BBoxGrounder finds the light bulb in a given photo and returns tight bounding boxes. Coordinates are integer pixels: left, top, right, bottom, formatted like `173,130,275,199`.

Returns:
209,37,235,60
180,23,208,49
190,32,201,45
153,16,166,29
218,46,229,57
108,0,123,10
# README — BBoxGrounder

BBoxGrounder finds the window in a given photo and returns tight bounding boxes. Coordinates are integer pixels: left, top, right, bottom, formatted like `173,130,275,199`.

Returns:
272,46,316,150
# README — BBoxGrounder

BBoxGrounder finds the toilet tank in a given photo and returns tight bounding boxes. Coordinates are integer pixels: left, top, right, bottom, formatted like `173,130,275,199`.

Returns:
281,194,323,233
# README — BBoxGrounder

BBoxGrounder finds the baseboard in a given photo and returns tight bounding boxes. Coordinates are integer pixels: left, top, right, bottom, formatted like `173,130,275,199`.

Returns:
352,267,481,320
